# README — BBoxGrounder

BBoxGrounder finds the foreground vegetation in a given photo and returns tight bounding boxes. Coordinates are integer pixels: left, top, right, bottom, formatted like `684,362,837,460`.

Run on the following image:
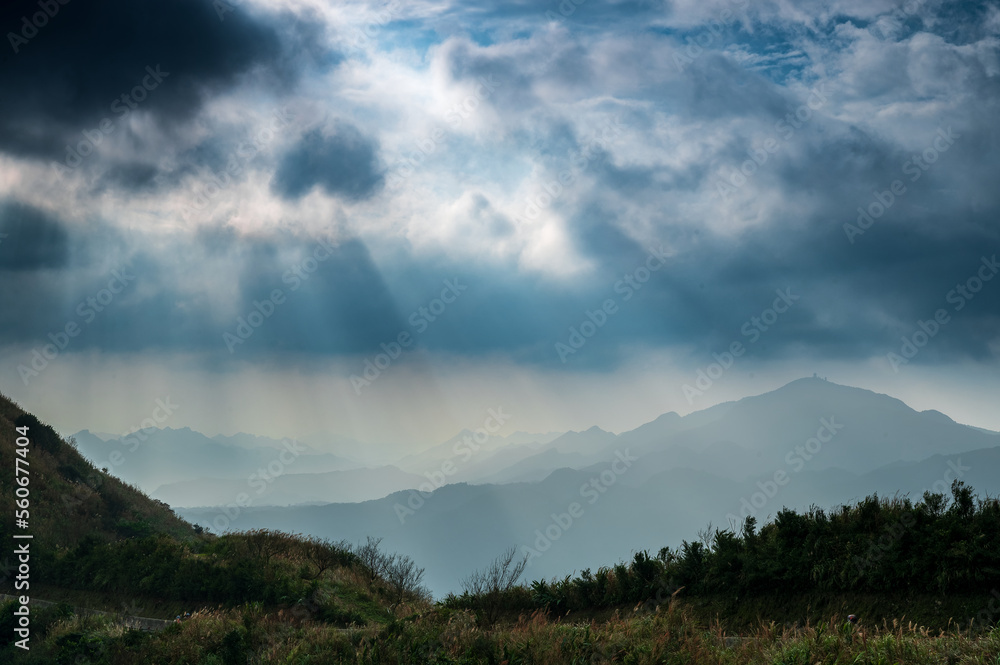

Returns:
2,390,999,662
3,485,999,663
445,481,1000,632
4,593,999,664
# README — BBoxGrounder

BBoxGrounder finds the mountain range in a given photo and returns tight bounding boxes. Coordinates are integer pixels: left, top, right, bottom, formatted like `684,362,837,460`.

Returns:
162,378,1000,596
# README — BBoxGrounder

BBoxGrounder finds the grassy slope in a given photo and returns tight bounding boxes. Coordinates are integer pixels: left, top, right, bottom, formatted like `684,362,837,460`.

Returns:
680,591,997,632
5,599,1000,664
0,393,430,663
0,392,402,618
548,591,997,633
0,391,198,552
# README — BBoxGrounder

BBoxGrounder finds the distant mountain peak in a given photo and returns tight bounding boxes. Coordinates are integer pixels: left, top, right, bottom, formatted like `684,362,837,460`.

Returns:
780,376,846,389
755,376,908,405
920,409,956,424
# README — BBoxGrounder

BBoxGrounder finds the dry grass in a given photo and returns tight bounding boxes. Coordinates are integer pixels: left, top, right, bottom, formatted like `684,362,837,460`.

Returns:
13,594,1000,664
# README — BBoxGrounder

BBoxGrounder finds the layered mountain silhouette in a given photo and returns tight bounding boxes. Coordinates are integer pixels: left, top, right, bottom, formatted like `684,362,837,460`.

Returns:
167,378,999,595
152,465,426,507
71,427,360,491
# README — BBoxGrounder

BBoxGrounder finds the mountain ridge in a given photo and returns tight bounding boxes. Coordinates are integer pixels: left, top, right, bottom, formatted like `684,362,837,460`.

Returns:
177,377,1000,595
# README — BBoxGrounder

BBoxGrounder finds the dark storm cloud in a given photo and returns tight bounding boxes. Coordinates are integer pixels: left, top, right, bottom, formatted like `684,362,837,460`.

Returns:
0,216,994,372
2,0,997,376
94,163,164,194
506,224,998,372
0,227,407,361
224,238,406,356
0,208,135,347
39,232,399,357
515,115,1000,370
271,126,384,201
0,0,297,162
96,125,260,196
0,201,69,271
932,1,1000,44
442,39,543,112
256,0,997,370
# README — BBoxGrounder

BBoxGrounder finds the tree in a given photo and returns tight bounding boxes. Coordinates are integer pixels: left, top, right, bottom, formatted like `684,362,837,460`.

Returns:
353,536,390,587
304,537,352,580
461,546,528,627
384,553,426,611
241,529,287,566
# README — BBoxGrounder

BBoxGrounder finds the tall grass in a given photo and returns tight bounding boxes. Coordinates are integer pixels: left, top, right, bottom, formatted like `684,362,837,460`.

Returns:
9,598,1000,664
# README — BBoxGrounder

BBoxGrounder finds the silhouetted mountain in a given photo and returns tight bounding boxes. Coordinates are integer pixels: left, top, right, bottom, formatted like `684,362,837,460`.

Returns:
598,377,999,479
152,465,425,507
465,427,616,484
179,378,1000,596
474,448,591,484
71,427,358,490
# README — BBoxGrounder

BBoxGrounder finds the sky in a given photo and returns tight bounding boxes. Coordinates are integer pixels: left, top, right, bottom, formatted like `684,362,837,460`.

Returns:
0,0,998,449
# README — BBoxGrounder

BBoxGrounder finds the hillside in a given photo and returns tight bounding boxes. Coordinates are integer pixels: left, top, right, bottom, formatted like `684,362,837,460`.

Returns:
0,391,197,551
0,394,434,662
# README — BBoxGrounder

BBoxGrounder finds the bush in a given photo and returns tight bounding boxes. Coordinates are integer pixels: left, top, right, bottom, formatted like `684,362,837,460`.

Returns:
460,547,529,627
518,482,1000,612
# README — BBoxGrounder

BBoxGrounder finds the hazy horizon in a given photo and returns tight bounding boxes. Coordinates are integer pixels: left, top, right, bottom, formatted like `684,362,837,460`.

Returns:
2,0,999,446
57,375,1000,457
